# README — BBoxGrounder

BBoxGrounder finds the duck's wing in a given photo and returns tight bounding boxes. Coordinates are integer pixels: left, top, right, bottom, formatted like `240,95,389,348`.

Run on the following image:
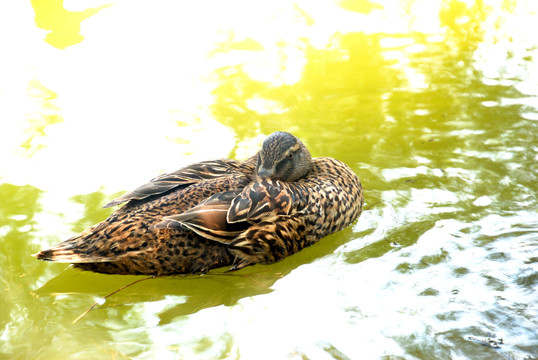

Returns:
155,190,248,243
227,179,294,222
104,160,245,208
155,179,295,244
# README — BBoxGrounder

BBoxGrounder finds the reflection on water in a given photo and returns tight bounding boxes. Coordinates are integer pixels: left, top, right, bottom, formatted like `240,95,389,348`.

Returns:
20,80,63,156
211,30,402,164
1,0,537,359
30,0,113,49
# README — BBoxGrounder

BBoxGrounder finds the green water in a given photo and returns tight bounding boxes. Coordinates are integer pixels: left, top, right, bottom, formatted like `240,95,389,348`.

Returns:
1,0,537,359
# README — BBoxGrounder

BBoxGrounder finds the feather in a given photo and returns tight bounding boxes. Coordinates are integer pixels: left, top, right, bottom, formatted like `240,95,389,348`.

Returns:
34,248,116,263
104,160,243,208
155,191,248,244
228,179,293,223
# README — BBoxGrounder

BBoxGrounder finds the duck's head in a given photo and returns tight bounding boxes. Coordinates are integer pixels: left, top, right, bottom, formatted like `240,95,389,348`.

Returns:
256,131,312,182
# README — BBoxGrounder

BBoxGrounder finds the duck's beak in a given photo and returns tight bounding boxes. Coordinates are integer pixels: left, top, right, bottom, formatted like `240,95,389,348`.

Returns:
257,165,275,179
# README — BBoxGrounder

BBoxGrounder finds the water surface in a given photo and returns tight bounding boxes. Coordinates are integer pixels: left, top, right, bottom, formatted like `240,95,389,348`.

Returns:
1,0,537,359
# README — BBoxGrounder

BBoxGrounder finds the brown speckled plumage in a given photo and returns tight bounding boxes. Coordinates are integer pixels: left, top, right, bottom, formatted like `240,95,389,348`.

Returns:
35,132,363,275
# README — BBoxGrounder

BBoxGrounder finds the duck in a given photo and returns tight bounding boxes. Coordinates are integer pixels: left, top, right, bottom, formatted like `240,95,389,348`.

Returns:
35,131,364,275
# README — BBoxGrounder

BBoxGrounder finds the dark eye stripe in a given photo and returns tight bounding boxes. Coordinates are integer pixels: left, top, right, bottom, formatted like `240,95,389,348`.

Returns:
282,144,300,161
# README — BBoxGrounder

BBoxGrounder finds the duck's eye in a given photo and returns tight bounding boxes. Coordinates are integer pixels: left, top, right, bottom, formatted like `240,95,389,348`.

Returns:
288,152,294,159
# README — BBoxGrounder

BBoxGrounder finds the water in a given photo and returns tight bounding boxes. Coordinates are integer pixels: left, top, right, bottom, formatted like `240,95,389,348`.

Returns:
1,0,537,359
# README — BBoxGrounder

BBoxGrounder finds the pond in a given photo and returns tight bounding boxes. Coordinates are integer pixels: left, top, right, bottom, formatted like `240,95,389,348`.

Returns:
1,0,537,359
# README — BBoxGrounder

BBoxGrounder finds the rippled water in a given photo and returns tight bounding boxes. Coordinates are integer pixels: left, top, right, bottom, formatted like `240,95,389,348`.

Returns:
1,0,537,359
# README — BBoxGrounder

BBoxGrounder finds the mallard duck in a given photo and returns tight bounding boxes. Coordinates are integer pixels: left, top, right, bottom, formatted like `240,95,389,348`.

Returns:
35,132,363,275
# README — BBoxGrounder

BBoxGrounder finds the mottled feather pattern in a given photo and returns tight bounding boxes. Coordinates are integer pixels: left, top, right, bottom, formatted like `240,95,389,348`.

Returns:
157,157,362,269
39,159,255,275
228,179,294,222
257,132,299,168
35,132,363,275
103,160,253,208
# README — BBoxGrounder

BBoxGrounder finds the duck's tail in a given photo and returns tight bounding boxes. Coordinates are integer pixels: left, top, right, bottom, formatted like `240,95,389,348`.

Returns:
33,248,114,263
33,234,115,263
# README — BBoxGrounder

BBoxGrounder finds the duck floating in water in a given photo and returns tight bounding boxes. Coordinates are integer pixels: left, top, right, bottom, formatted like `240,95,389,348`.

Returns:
35,132,364,275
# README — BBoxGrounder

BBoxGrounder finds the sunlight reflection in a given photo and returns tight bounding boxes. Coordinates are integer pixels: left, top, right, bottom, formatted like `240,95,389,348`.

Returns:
473,1,538,96
2,0,397,196
2,0,538,357
233,133,267,160
30,0,113,48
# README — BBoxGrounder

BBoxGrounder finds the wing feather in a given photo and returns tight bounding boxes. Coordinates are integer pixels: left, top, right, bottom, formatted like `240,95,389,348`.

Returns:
155,191,248,244
155,179,295,245
227,179,294,223
104,160,242,208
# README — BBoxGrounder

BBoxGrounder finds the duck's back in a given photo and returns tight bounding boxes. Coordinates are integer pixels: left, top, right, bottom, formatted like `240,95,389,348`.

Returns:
261,156,363,254
303,157,363,238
